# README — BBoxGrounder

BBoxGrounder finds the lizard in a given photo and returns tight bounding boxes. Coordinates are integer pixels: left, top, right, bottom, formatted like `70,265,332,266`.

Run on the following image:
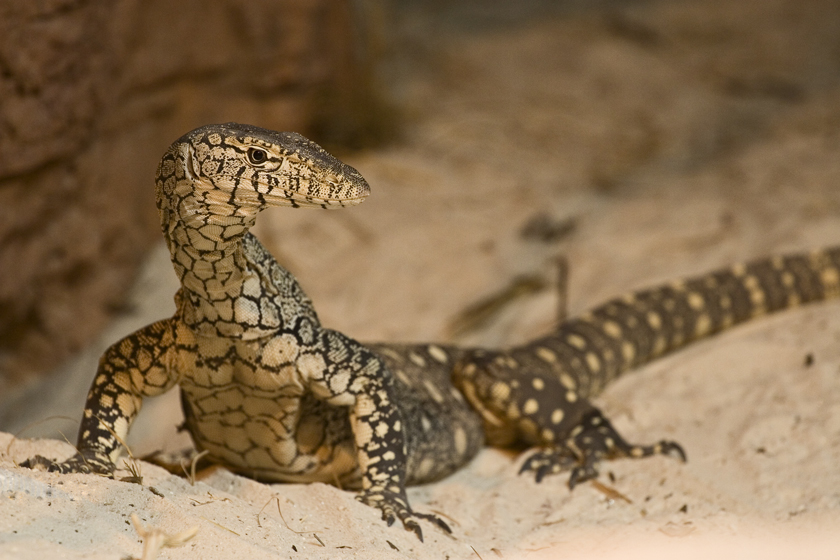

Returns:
21,122,840,541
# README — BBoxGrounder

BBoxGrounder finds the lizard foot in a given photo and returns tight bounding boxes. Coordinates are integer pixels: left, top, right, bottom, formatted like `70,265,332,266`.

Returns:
519,408,686,488
20,450,115,477
357,487,451,542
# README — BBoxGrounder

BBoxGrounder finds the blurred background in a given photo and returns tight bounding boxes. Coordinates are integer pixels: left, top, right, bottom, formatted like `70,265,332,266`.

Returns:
3,0,840,447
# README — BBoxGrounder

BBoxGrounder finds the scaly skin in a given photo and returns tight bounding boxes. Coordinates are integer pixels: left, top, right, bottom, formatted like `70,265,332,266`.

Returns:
22,122,840,541
452,250,840,485
22,123,471,540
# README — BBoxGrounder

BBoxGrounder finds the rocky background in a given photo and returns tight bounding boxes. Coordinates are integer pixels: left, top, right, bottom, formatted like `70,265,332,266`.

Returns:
0,0,386,382
4,1,840,558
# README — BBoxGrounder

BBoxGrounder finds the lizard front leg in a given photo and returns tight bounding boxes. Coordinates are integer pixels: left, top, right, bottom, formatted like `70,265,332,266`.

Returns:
306,329,449,541
21,319,185,476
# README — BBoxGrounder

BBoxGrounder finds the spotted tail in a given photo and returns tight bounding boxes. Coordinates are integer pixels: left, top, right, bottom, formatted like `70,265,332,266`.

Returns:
452,246,840,454
505,246,840,400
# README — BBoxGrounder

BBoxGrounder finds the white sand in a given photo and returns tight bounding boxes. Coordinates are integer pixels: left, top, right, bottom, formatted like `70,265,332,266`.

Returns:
4,2,840,558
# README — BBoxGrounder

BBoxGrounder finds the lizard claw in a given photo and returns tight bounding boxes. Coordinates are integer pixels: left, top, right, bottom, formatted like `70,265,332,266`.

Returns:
357,487,450,541
519,408,686,488
20,450,115,477
519,447,577,483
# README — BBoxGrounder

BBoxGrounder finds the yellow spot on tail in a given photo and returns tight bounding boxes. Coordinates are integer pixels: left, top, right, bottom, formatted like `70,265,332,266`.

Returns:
687,292,705,311
602,320,622,338
427,344,449,363
415,458,434,479
454,426,468,456
491,382,511,402
395,369,411,387
781,271,795,288
820,267,840,288
694,314,712,337
532,378,545,390
536,347,557,363
566,334,587,350
652,337,667,356
585,352,601,373
409,352,426,367
743,275,760,290
551,409,564,424
421,416,432,432
523,399,539,415
424,380,445,403
731,263,747,277
647,311,662,330
622,341,636,363
559,372,576,390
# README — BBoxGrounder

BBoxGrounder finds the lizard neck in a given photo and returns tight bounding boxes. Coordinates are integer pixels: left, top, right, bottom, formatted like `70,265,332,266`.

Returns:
166,205,279,339
157,148,282,339
166,214,254,300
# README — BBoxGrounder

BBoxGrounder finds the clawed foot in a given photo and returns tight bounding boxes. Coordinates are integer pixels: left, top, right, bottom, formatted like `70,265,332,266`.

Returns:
519,409,686,488
20,450,115,477
357,487,451,542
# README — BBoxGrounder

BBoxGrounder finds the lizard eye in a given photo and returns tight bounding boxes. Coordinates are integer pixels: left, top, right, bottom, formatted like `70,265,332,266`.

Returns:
247,147,268,165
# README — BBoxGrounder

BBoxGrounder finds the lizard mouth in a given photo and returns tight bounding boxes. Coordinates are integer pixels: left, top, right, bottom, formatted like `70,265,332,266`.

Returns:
258,175,371,209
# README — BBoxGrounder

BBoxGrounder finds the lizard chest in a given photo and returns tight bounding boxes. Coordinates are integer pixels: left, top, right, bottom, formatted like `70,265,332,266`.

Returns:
175,333,359,483
178,336,305,470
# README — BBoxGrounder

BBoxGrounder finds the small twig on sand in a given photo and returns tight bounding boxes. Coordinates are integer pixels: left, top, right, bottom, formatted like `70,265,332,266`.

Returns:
130,513,199,560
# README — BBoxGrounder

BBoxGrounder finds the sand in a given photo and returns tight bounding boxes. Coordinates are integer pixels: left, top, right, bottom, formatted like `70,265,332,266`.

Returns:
4,1,840,558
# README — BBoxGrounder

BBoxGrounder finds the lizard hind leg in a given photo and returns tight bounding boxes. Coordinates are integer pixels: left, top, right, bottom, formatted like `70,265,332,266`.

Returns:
455,351,685,490
519,407,686,488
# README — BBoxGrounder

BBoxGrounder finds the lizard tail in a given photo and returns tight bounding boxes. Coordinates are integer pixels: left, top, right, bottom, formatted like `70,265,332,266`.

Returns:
506,246,840,399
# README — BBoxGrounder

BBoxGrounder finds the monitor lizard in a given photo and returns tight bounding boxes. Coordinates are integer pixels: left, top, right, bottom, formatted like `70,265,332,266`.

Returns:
21,123,840,541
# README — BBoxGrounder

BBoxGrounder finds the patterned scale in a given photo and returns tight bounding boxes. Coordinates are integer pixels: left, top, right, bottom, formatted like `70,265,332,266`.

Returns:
20,122,840,541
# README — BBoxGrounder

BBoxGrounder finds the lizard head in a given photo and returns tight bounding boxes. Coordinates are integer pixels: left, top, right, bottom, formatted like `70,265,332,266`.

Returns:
155,123,370,246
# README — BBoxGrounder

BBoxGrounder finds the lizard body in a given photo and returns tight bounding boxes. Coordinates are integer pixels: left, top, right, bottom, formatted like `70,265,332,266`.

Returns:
22,123,840,540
